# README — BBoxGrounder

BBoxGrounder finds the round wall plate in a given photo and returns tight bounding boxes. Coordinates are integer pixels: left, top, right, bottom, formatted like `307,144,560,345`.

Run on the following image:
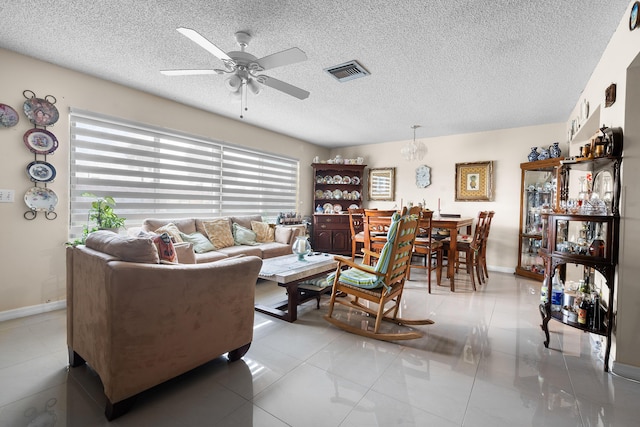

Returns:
631,2,640,31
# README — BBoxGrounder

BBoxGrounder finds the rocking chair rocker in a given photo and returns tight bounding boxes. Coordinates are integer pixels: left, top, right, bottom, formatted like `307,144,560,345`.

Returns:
323,212,433,340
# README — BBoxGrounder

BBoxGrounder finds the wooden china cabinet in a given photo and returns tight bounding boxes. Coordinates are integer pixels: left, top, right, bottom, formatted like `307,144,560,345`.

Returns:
311,163,366,255
538,130,622,372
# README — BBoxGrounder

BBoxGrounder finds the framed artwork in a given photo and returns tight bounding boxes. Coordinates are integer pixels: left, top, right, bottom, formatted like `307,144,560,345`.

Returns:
368,167,395,201
455,161,494,201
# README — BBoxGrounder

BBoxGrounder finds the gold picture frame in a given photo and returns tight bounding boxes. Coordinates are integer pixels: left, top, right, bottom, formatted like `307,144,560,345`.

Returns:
368,167,395,201
455,161,494,201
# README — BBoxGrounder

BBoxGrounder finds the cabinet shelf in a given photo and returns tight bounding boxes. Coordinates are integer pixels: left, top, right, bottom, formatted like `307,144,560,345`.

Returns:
542,307,607,336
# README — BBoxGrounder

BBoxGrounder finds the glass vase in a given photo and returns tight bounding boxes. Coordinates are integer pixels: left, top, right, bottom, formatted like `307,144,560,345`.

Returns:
292,236,311,261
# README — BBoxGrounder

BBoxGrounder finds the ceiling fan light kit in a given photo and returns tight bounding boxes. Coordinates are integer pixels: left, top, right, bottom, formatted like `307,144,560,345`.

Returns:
162,28,309,118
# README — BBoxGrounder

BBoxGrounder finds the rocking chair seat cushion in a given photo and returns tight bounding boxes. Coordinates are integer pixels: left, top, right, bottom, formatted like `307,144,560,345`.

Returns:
327,212,405,292
328,267,384,290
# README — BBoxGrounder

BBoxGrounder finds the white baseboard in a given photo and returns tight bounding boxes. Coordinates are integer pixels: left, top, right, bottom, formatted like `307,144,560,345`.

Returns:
0,300,66,322
611,361,640,383
488,265,515,274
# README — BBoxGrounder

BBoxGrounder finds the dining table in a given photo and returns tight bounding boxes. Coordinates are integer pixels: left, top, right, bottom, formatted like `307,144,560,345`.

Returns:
361,213,475,291
432,216,474,291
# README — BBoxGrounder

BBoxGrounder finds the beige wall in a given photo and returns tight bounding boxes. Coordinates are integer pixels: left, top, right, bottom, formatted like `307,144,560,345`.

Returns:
0,47,329,314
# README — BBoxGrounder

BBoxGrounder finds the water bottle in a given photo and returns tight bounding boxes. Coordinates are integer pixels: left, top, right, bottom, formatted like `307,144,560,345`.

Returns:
540,276,549,304
550,274,564,312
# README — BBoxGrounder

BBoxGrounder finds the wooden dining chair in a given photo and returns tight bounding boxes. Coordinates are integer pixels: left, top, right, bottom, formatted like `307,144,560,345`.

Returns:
402,206,421,216
441,211,489,291
362,209,397,265
407,209,443,293
478,211,495,283
324,212,433,340
347,208,365,260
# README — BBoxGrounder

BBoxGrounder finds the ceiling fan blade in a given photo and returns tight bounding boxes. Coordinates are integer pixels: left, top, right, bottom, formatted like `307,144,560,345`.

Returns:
176,27,233,63
260,76,310,100
257,48,307,70
160,69,221,76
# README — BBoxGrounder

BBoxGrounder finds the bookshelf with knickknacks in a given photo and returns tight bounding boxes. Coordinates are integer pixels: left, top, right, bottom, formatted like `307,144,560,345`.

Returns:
312,157,366,255
538,125,622,372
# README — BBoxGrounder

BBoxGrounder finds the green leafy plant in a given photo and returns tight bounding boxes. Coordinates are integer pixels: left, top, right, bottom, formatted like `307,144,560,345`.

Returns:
66,193,126,246
84,192,126,229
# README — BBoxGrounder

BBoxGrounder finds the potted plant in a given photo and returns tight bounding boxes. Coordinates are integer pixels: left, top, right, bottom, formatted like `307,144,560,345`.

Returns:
66,193,126,246
84,192,126,231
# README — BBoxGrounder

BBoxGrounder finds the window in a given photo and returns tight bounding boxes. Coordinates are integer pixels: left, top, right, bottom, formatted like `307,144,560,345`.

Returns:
69,109,298,238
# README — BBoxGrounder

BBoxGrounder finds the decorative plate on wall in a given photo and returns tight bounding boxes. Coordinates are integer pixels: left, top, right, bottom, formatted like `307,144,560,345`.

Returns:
26,161,57,182
23,95,59,126
631,2,640,31
23,129,59,154
24,187,58,212
0,103,19,127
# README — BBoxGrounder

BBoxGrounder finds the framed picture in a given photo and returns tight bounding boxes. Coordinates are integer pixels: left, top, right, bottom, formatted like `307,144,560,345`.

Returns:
368,167,395,201
455,161,494,201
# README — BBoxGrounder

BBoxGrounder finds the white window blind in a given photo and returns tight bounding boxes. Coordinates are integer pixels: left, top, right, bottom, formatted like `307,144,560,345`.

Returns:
69,109,298,238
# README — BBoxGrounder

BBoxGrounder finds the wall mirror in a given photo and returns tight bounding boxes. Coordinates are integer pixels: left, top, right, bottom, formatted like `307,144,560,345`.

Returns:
368,167,395,201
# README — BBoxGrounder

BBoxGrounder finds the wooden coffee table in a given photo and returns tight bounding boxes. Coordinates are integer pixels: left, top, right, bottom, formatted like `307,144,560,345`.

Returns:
255,253,337,322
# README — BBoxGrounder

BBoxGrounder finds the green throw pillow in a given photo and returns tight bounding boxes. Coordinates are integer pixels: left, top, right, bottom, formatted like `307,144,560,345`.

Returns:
232,222,260,246
179,232,216,253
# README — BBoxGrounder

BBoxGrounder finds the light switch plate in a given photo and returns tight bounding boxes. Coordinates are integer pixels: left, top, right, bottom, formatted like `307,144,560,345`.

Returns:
0,190,15,202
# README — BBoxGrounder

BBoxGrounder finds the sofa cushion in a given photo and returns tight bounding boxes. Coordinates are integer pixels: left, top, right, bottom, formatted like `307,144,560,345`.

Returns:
232,223,260,246
85,230,160,264
230,215,263,230
259,242,295,259
179,232,216,253
215,245,262,258
202,218,234,249
153,223,183,243
174,242,196,264
275,227,294,244
251,221,275,243
194,250,229,263
153,233,178,263
143,218,197,235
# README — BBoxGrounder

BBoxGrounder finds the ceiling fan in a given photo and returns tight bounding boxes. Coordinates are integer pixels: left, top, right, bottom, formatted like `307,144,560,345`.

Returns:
162,28,310,118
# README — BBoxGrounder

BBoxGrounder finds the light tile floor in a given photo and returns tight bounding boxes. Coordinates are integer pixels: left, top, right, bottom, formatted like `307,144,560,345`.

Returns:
1,271,640,426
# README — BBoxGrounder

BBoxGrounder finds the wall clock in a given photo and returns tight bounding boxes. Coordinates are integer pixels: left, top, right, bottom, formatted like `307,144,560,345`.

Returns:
416,165,431,188
631,2,639,31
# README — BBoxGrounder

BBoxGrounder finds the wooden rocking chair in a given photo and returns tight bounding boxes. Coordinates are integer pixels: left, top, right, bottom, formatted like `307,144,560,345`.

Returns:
324,213,434,340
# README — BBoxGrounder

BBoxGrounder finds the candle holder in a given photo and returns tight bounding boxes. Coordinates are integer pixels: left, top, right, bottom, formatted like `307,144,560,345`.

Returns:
292,236,311,261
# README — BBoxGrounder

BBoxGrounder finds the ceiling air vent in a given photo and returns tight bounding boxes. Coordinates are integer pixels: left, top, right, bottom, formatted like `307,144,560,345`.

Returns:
324,60,370,82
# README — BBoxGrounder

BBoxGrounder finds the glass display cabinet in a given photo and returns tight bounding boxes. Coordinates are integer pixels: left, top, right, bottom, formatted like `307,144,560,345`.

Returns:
516,158,565,280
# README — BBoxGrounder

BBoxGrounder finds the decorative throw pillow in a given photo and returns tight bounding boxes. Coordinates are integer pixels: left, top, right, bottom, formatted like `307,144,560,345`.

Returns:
153,232,178,264
232,222,260,246
202,218,234,249
251,221,275,243
173,242,196,264
154,223,183,243
275,227,294,244
179,232,216,253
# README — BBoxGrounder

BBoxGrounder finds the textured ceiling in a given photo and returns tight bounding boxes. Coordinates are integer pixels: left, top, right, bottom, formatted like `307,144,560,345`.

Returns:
0,1,631,147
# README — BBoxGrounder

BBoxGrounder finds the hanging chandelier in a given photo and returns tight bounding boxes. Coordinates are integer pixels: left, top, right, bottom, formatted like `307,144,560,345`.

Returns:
401,125,427,161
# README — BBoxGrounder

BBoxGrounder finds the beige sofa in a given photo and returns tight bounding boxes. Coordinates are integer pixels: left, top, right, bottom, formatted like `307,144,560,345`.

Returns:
66,231,263,420
140,215,301,263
